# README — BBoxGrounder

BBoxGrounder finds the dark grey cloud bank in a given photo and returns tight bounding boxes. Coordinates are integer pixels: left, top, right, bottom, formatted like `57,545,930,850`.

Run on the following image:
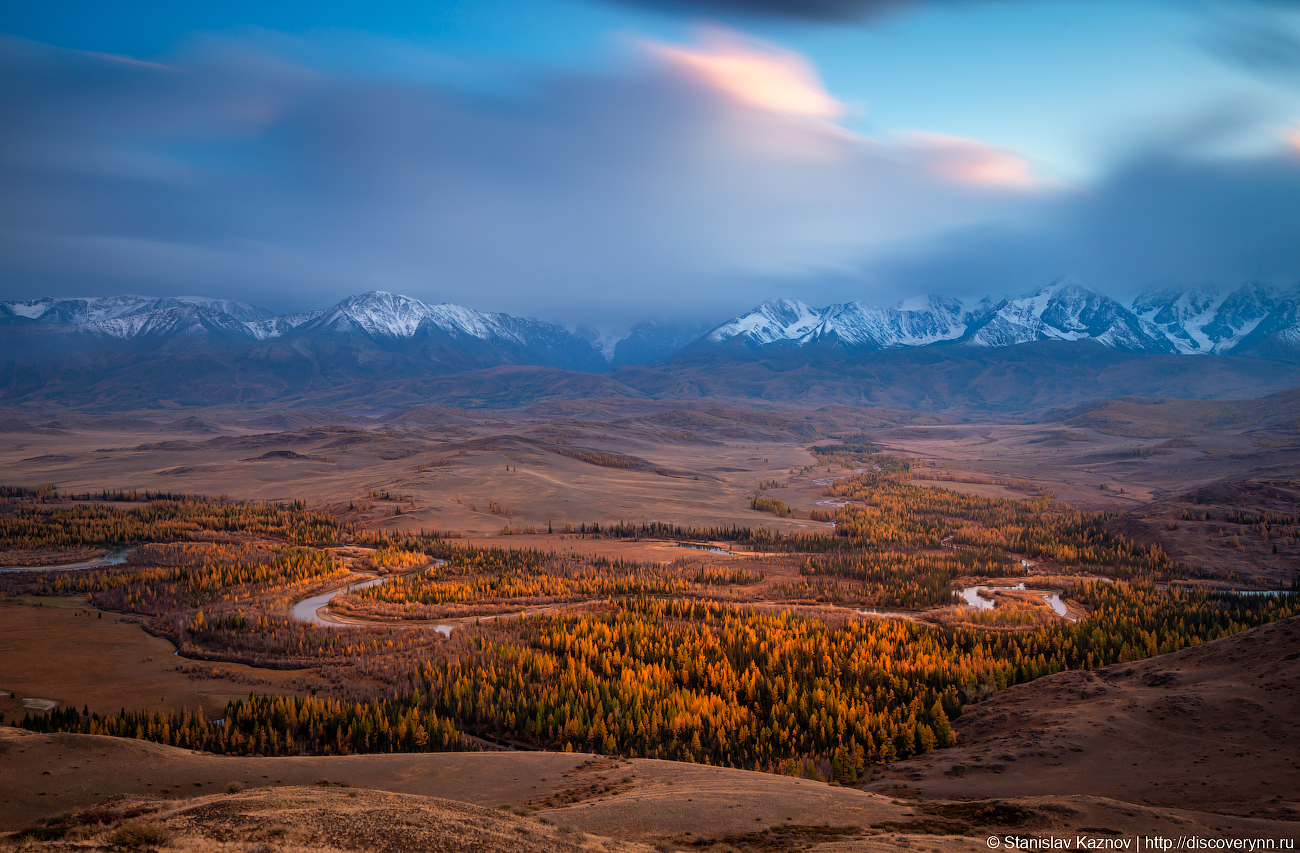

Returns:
870,150,1300,302
1,30,1299,327
0,33,1031,324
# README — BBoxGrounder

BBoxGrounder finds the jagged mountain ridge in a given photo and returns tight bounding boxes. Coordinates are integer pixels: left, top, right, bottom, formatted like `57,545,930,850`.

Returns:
700,280,1300,357
0,292,614,399
702,294,968,350
0,291,607,371
2,281,1299,399
1131,283,1280,354
0,292,588,349
0,296,275,340
960,283,1174,351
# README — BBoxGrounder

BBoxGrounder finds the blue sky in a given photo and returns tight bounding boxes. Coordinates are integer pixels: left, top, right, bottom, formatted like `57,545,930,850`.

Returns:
2,0,1299,325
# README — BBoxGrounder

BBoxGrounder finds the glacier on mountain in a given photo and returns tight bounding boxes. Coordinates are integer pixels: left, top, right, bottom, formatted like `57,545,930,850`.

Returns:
705,294,968,349
962,281,1174,353
1132,283,1279,354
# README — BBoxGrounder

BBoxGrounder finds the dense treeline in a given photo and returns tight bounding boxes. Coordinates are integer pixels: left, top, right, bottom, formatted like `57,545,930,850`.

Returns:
808,443,910,473
598,521,790,544
334,556,691,619
353,547,434,573
824,473,1184,579
172,609,447,669
553,447,654,471
17,693,473,756
1222,508,1300,529
750,496,793,518
808,437,881,457
352,530,463,560
332,548,764,620
27,542,345,612
66,489,208,502
596,521,855,553
0,498,350,550
21,583,1297,780
0,484,58,499
791,548,1018,609
689,564,764,586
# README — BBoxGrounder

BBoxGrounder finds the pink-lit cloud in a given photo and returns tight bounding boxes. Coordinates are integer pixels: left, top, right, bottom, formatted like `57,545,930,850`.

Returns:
902,131,1041,189
1284,125,1300,155
645,30,1044,191
646,29,845,120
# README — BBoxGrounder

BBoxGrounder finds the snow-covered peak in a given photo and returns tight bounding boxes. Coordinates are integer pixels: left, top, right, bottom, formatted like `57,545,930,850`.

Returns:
0,296,278,341
706,298,822,346
810,295,966,348
0,295,272,328
704,294,968,350
1132,284,1220,323
2,295,166,324
1131,282,1278,354
5,284,1297,360
310,290,544,344
0,290,597,353
322,291,439,338
423,302,525,343
961,281,1173,352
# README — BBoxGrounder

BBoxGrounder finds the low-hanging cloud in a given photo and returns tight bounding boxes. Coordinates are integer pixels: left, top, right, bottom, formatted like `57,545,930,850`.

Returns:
0,31,1042,325
867,147,1300,302
2,26,1298,328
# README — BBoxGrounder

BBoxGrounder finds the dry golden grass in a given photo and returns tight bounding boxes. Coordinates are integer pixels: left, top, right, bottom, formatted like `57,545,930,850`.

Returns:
5,723,1299,847
870,616,1300,823
1106,479,1300,586
0,599,302,721
0,420,831,538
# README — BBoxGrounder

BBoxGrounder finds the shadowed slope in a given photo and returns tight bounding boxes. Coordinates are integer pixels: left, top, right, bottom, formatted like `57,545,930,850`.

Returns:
867,615,1300,819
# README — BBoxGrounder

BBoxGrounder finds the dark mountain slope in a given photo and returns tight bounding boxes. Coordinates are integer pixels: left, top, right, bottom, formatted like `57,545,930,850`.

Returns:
609,341,1300,413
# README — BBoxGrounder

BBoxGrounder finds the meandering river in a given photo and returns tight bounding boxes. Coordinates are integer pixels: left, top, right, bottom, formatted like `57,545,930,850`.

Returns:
958,582,1075,621
0,546,135,573
290,560,456,635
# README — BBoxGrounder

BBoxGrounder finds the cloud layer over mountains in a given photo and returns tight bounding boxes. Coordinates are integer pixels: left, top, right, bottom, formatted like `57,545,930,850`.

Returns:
2,13,1299,327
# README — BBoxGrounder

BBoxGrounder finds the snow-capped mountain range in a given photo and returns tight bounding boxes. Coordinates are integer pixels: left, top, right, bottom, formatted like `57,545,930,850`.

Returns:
0,291,613,376
0,292,573,347
2,281,1299,372
701,281,1300,357
0,295,275,341
705,294,969,350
